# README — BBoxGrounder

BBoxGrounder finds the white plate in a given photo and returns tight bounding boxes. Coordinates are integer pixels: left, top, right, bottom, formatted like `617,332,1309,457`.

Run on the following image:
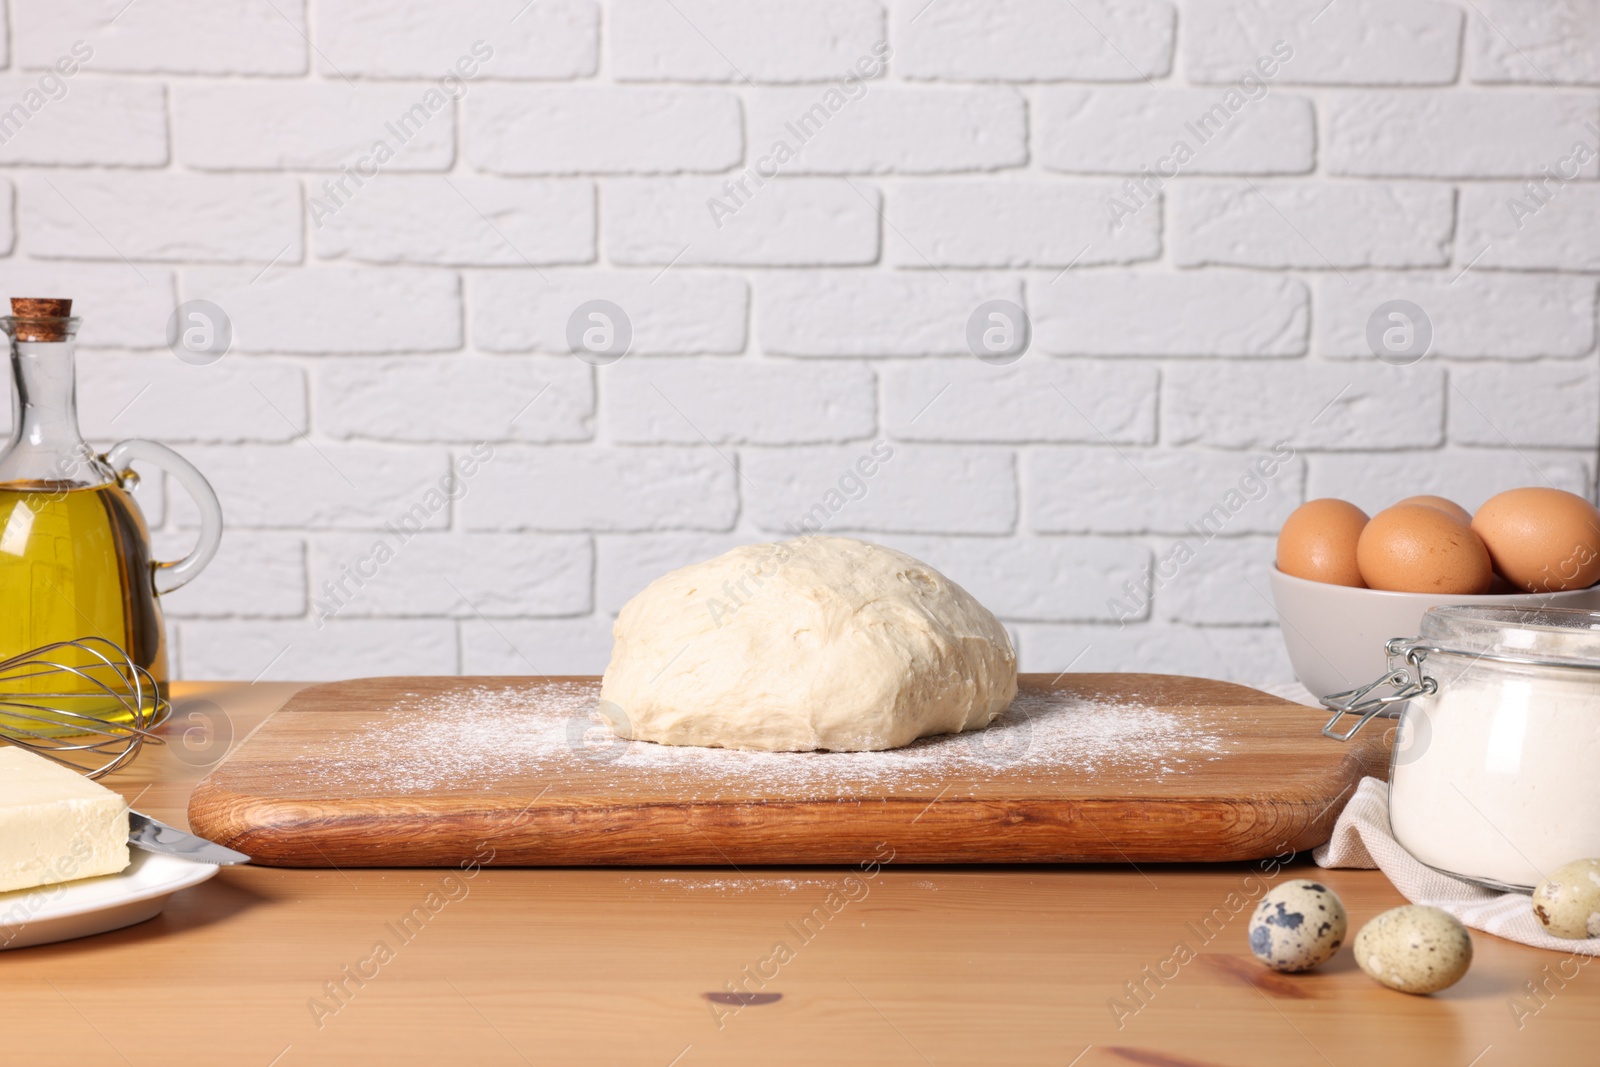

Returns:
0,849,219,951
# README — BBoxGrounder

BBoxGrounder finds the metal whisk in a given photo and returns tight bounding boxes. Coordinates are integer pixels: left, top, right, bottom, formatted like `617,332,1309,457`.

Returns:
0,638,168,778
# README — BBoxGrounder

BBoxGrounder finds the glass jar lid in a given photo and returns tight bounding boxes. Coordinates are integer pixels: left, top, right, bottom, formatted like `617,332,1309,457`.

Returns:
1416,605,1600,670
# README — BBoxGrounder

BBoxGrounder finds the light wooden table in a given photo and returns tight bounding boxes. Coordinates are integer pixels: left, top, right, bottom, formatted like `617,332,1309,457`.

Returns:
5,682,1595,1066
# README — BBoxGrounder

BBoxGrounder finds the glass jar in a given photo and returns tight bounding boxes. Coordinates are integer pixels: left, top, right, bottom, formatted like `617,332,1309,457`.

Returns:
1323,605,1600,892
2,297,222,728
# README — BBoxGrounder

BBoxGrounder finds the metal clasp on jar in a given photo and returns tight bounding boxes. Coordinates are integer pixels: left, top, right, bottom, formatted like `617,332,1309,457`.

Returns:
1320,637,1438,741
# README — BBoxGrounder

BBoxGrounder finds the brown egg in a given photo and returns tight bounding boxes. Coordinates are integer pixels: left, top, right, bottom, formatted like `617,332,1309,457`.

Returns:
1357,505,1495,594
1277,499,1369,587
1472,487,1600,593
1486,572,1520,595
1395,495,1472,525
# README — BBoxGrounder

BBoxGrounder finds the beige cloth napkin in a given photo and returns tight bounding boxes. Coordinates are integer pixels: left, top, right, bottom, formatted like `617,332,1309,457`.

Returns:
1314,776,1600,956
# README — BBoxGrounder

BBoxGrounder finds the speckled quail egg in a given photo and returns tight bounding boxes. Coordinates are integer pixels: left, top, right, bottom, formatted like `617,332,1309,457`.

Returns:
1354,905,1473,994
1533,859,1600,940
1247,880,1348,972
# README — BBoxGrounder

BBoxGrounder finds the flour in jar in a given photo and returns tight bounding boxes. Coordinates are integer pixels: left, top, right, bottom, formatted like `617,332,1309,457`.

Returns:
1388,667,1600,888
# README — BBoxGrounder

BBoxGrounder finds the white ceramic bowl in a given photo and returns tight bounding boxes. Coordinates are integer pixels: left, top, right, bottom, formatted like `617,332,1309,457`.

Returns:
1267,567,1600,702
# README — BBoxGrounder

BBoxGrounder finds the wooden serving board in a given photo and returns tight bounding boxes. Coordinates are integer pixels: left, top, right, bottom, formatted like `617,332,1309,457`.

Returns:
187,674,1389,867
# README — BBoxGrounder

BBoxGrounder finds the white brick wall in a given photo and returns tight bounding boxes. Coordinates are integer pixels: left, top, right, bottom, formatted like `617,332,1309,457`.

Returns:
307,533,593,617
603,359,877,444
1315,274,1596,360
882,362,1158,443
744,87,1026,173
1032,271,1308,357
1028,448,1304,535
743,444,1018,535
2,0,1596,689
893,0,1175,82
463,446,739,532
1307,451,1592,515
314,0,600,80
467,87,742,174
20,174,302,263
605,178,879,265
313,177,595,266
1182,0,1462,85
0,78,166,166
760,271,1023,355
1458,185,1600,271
175,84,455,171
15,1,310,76
1463,0,1600,85
1038,88,1313,175
472,271,747,354
315,357,595,442
183,268,461,352
1171,181,1455,268
0,261,173,346
1448,364,1600,448
76,352,307,443
1322,91,1599,179
883,180,1160,266
612,0,884,82
1161,363,1445,449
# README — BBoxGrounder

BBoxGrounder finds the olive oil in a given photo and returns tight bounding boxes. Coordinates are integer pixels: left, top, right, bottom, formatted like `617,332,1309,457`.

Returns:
0,480,167,726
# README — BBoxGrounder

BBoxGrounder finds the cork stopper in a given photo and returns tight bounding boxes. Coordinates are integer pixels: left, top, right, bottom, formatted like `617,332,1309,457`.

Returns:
9,297,74,342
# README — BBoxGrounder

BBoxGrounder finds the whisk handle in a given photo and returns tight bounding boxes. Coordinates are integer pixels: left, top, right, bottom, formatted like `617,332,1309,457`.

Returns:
104,439,223,596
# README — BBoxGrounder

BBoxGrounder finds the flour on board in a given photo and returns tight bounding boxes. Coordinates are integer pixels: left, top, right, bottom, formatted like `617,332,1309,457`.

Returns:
299,681,1232,796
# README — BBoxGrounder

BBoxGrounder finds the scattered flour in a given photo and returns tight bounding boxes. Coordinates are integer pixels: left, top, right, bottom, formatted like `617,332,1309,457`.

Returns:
617,876,821,895
292,681,1232,798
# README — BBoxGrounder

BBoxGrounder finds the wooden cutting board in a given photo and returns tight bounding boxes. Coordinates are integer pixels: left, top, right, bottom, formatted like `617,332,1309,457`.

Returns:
186,674,1389,867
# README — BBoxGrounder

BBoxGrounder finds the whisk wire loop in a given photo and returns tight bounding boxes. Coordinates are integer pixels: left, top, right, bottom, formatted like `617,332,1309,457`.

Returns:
0,637,169,778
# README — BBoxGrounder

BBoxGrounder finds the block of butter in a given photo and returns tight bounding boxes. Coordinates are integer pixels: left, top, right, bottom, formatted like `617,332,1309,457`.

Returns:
0,748,130,893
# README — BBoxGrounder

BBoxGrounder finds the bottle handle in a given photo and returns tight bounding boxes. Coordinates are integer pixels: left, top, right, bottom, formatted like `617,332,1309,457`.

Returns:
104,439,223,596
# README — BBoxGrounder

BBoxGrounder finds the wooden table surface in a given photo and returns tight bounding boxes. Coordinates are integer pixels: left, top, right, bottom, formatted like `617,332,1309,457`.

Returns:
5,682,1595,1067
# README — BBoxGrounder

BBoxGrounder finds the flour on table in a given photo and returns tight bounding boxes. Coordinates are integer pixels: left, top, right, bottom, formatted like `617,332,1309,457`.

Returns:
618,876,821,895
298,680,1231,797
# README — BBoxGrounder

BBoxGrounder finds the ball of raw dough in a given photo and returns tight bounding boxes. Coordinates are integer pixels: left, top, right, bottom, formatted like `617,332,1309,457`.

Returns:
1354,905,1472,994
599,536,1018,752
1247,880,1348,972
1533,859,1600,940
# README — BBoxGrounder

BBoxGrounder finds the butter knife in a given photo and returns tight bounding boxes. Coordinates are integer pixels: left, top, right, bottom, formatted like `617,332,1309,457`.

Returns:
129,810,251,865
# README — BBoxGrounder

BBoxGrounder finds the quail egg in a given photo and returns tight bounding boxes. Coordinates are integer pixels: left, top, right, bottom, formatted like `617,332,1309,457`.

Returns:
1354,905,1473,994
1247,880,1348,972
1533,859,1600,940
